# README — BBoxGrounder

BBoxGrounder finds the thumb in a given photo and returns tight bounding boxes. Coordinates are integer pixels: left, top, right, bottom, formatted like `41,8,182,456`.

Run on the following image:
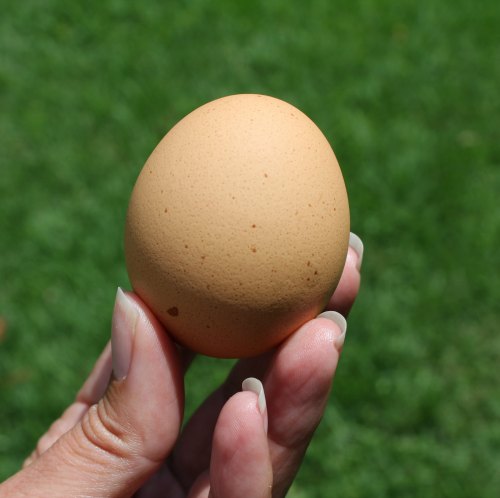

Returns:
2,288,184,498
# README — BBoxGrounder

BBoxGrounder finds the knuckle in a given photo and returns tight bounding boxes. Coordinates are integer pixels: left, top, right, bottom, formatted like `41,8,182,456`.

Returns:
77,398,133,461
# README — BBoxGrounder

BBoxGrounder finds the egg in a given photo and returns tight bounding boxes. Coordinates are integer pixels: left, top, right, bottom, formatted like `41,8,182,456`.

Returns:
124,94,349,358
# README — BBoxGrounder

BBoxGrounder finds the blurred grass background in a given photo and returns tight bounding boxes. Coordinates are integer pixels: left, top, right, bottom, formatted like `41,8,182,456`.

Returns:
1,0,499,495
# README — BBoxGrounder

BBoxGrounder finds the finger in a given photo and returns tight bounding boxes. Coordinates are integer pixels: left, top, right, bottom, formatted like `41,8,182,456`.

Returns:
23,342,113,468
326,232,363,316
182,382,272,498
170,353,272,490
262,313,345,496
3,288,184,498
205,382,272,498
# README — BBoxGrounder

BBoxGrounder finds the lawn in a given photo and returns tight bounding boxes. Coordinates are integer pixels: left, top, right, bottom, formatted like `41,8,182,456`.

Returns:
1,0,500,496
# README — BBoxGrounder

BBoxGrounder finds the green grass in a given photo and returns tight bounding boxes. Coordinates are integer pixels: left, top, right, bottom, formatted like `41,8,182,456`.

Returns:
1,0,500,495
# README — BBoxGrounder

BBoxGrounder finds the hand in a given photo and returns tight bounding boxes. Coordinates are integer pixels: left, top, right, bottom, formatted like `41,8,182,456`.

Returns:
0,233,363,498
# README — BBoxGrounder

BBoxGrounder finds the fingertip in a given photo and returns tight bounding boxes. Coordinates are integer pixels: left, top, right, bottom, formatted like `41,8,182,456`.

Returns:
218,390,267,438
315,311,347,352
211,391,272,498
282,315,341,358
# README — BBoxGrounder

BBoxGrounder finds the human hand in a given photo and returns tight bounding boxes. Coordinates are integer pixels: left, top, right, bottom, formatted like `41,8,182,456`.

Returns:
0,233,362,498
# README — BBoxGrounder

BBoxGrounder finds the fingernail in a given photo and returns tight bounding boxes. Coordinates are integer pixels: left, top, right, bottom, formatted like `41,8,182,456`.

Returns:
112,288,139,380
242,377,268,434
349,232,364,271
316,311,347,351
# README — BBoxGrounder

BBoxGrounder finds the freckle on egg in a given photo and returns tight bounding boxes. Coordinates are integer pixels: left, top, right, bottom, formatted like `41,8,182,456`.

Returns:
168,306,179,317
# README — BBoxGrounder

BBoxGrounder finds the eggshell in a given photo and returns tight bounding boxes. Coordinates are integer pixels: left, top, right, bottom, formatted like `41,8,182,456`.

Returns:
125,94,349,358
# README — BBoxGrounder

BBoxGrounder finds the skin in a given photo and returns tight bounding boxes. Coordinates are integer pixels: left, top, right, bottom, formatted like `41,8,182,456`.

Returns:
0,245,361,498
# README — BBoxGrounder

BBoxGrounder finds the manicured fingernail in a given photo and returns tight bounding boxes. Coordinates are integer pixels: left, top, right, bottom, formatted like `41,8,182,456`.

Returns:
111,288,139,380
242,377,268,434
316,311,347,351
349,232,364,270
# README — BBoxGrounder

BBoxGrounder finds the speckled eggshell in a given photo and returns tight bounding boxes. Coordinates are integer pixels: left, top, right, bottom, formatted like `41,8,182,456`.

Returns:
125,94,349,358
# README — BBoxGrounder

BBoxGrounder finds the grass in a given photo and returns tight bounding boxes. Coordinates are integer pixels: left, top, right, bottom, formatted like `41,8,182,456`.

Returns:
1,0,500,495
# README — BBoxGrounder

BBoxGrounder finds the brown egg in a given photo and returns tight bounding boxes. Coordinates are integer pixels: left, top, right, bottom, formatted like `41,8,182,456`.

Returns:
125,94,349,358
